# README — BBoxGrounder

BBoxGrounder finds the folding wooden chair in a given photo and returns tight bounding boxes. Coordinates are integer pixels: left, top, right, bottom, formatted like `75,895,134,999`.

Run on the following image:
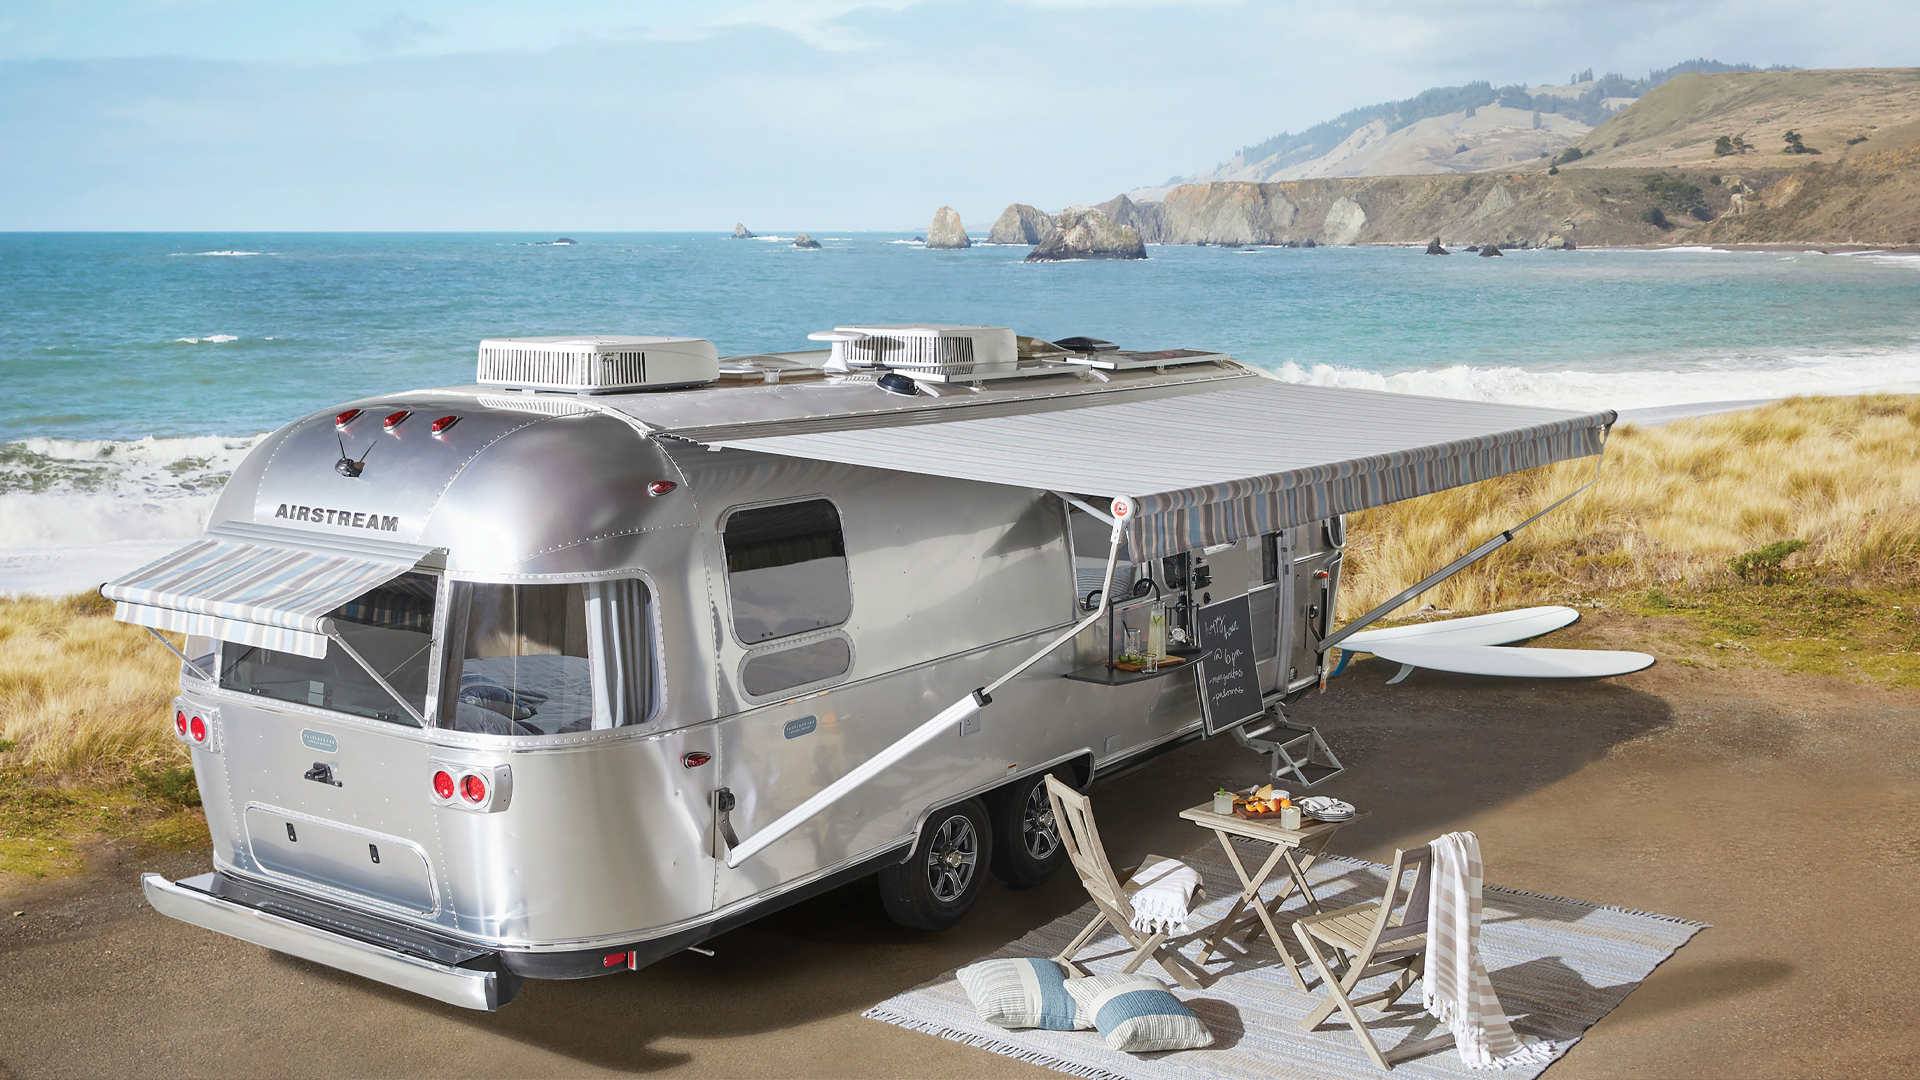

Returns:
1044,775,1203,989
1292,844,1454,1070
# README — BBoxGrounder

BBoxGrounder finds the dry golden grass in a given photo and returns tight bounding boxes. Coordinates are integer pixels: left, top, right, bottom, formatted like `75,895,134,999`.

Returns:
1341,394,1920,618
0,592,184,782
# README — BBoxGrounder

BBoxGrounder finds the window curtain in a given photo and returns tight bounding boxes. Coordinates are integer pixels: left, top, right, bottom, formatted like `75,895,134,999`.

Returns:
586,578,654,728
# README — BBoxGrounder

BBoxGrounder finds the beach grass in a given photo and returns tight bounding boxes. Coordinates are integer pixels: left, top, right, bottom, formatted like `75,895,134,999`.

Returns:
0,593,204,882
1342,394,1920,614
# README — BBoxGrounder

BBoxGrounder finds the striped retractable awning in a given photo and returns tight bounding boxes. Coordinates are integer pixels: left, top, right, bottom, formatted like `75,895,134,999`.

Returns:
104,532,433,659
709,379,1614,560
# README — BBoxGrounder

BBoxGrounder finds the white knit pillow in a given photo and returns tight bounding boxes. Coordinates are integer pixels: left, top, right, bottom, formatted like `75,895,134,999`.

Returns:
1064,972,1213,1053
954,957,1088,1030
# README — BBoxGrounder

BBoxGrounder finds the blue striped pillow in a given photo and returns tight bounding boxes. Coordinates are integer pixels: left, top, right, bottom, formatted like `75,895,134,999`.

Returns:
1064,973,1214,1053
954,958,1086,1031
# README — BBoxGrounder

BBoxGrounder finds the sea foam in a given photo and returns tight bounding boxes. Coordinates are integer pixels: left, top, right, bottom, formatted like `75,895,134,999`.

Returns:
1265,351,1920,413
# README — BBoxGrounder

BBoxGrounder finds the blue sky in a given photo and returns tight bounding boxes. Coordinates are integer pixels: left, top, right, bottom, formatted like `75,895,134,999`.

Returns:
0,1,1910,230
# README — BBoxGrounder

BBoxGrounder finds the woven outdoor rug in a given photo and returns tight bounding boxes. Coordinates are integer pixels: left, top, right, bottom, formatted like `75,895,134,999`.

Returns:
865,840,1707,1079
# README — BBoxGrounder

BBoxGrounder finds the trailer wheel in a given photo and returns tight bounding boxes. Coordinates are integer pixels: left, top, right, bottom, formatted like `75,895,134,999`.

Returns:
986,770,1068,888
879,798,992,931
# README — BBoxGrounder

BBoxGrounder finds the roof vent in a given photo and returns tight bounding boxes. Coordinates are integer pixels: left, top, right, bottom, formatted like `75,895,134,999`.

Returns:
476,336,719,393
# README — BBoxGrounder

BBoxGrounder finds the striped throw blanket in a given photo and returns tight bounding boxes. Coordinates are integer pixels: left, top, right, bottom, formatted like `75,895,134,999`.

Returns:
1424,832,1556,1070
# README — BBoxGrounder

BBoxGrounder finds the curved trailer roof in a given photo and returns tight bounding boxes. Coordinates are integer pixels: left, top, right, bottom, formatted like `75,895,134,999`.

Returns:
698,378,1614,560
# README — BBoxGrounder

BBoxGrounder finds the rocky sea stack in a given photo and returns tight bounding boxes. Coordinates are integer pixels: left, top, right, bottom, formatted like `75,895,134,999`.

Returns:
1425,238,1449,255
1024,207,1146,262
927,207,971,249
732,223,756,239
1479,243,1503,257
793,233,822,249
988,204,1056,245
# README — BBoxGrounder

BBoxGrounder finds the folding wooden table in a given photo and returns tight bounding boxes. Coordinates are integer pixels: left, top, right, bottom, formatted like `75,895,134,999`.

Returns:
1178,802,1369,990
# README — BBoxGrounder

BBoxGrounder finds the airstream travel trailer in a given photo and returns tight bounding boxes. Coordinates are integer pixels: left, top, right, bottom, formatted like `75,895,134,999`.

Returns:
110,326,1614,1010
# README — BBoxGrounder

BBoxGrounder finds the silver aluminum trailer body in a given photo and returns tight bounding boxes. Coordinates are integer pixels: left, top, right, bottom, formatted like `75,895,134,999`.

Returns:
116,330,1612,1009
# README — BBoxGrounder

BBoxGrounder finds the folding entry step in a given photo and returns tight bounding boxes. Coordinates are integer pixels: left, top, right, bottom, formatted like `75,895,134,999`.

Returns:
1230,712,1344,788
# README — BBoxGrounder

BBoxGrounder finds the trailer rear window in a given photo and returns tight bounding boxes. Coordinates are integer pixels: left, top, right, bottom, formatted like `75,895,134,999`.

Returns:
447,578,655,736
218,572,437,726
723,499,853,644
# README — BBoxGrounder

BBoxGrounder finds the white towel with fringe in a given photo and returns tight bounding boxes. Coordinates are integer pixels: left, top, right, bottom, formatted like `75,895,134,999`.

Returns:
1126,857,1202,936
1424,831,1555,1070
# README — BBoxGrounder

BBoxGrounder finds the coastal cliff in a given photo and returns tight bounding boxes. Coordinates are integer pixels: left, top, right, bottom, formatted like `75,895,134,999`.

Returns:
1090,157,1917,248
1089,68,1920,247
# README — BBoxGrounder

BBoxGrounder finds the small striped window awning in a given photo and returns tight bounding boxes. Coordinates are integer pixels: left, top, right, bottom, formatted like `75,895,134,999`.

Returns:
709,379,1615,560
104,525,439,659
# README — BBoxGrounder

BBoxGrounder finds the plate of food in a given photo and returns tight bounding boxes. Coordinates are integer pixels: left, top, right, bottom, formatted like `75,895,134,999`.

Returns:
1232,784,1293,818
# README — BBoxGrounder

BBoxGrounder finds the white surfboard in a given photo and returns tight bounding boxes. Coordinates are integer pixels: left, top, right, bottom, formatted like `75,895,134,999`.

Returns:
1339,606,1580,651
1367,642,1655,684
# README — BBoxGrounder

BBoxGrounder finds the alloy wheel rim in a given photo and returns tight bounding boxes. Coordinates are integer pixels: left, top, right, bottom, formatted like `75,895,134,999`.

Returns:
1022,783,1060,861
925,813,979,902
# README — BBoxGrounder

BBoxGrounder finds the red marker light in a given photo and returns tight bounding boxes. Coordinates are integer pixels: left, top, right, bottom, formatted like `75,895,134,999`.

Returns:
648,480,676,497
603,951,630,968
682,752,710,768
432,770,455,800
429,415,460,437
188,716,207,743
175,710,188,736
460,773,488,803
383,410,411,431
335,409,362,428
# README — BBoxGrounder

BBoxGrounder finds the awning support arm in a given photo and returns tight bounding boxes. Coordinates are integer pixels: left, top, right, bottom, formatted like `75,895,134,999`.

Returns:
724,504,1128,868
1063,495,1118,528
1319,441,1608,655
320,619,427,727
144,627,214,684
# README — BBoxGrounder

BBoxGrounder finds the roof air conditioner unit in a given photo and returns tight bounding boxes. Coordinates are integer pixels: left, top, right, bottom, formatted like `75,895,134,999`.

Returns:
476,336,720,393
832,325,1019,380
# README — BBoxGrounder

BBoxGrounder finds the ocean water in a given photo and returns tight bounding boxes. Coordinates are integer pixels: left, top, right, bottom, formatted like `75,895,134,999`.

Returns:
2,232,1917,591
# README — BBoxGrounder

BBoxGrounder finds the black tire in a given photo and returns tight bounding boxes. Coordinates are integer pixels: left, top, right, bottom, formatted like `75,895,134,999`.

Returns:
986,770,1069,889
879,798,992,931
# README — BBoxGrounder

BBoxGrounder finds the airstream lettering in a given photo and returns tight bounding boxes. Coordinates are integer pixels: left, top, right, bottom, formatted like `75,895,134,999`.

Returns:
115,327,1614,1010
274,503,401,531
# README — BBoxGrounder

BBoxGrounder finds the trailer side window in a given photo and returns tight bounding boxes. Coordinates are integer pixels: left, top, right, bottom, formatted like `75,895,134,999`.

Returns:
723,499,853,644
448,580,655,735
740,635,852,696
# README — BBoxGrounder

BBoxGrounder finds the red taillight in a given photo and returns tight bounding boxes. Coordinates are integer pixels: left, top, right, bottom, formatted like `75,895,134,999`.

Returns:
460,773,488,803
432,770,455,800
603,951,630,968
682,752,710,768
383,410,411,431
175,710,188,736
430,415,459,437
648,480,676,497
335,408,362,428
188,716,207,743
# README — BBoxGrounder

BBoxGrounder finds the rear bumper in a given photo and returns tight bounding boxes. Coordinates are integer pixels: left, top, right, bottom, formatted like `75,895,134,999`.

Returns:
142,872,521,1011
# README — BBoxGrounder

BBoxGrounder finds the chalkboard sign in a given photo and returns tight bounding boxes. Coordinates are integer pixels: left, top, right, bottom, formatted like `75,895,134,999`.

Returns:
1195,594,1266,736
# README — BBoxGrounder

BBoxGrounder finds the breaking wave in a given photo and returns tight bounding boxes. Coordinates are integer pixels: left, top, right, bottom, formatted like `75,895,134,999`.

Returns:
174,334,239,344
1264,351,1920,413
0,435,260,551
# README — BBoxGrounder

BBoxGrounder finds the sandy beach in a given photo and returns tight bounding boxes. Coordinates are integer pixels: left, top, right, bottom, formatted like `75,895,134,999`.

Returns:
2,609,1913,1078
